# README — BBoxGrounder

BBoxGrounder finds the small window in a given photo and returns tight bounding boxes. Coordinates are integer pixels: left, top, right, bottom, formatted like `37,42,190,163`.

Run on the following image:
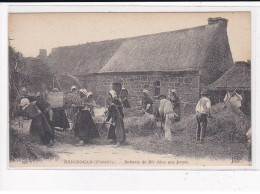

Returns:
154,81,160,96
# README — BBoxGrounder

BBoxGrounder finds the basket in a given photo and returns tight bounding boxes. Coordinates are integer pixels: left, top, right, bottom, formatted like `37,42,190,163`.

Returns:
47,92,64,108
23,103,41,119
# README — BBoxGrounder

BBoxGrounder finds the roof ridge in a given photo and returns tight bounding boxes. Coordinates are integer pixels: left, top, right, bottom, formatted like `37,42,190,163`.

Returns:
51,24,212,51
99,21,230,74
118,24,208,41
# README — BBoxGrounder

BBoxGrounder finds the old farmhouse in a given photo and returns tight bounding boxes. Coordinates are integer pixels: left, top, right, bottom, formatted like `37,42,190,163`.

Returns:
46,17,234,114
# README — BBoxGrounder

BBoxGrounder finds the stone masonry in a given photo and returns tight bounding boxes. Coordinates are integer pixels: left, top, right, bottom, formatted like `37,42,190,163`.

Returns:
77,70,200,114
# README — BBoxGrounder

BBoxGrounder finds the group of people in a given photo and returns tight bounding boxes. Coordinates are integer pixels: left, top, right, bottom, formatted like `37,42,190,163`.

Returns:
14,86,132,148
14,83,214,147
142,88,212,143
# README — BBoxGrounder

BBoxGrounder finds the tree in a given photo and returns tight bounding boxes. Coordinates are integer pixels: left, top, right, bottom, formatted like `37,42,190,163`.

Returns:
9,46,27,104
23,57,53,92
9,45,54,116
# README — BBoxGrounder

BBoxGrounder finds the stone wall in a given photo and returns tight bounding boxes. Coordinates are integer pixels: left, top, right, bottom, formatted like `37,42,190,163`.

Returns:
77,70,200,114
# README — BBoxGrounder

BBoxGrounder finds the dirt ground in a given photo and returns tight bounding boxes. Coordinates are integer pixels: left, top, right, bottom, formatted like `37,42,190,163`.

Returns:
9,119,250,168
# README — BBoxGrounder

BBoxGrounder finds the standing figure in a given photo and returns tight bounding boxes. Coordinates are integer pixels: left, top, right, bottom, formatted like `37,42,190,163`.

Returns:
66,85,81,131
142,89,153,114
74,89,99,146
106,90,126,147
168,89,181,122
27,92,55,147
67,86,79,121
120,88,131,108
195,89,212,143
51,88,70,132
85,91,97,116
159,97,175,141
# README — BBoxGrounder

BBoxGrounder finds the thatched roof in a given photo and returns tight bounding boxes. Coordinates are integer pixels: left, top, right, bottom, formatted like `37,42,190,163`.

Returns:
46,17,233,85
99,18,233,78
47,39,124,75
208,61,251,91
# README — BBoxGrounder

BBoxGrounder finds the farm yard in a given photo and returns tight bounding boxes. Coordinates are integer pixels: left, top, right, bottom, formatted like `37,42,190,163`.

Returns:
8,15,252,168
9,102,251,167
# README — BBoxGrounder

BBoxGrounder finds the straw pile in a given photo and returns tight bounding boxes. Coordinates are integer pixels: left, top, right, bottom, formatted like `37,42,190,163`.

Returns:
124,113,157,136
9,127,56,161
175,102,251,143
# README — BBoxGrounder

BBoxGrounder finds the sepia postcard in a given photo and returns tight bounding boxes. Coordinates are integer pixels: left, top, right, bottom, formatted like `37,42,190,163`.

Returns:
8,12,252,168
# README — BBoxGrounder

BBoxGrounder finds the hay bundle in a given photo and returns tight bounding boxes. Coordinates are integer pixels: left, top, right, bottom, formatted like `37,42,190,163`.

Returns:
9,127,56,161
175,103,250,143
125,113,156,136
123,107,144,117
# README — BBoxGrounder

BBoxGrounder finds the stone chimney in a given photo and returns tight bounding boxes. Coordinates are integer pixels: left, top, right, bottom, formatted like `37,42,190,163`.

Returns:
235,61,248,66
208,17,228,27
247,59,251,66
38,49,47,58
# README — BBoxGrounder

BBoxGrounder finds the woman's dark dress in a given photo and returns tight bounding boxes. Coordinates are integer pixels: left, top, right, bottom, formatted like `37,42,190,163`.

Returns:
52,107,70,129
74,98,99,143
106,98,126,142
29,98,55,145
121,98,131,108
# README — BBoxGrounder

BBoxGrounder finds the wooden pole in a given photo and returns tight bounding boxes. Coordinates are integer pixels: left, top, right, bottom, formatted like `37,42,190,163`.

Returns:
55,76,63,92
223,74,249,108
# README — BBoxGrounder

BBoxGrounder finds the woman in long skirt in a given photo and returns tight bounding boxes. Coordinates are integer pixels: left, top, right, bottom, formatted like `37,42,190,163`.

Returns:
22,92,55,147
106,90,126,147
74,89,99,146
51,88,70,132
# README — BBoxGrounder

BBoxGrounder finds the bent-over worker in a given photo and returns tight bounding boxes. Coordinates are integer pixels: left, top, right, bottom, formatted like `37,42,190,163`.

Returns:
142,89,153,114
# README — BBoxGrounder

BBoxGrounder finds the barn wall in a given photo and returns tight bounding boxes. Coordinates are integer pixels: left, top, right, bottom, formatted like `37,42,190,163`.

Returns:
77,71,200,114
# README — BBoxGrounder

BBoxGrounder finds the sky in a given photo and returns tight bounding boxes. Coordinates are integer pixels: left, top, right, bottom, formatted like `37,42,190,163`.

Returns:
9,12,251,61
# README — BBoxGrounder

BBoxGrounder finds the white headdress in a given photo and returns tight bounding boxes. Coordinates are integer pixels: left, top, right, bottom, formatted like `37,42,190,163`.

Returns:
71,85,77,91
20,98,30,110
109,90,117,98
79,89,88,96
86,91,93,99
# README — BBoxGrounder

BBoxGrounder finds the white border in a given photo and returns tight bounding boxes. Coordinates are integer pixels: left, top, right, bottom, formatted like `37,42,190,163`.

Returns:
1,2,260,190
